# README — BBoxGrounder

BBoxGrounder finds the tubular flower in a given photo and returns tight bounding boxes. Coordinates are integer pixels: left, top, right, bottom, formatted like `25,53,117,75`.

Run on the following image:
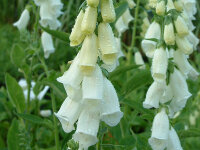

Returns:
175,35,193,55
156,0,165,16
70,10,85,46
164,22,175,45
126,0,136,9
174,0,183,11
98,23,118,65
13,9,30,30
141,21,161,58
174,15,189,37
41,32,55,59
101,0,116,23
81,6,97,35
187,31,199,50
148,108,169,150
151,47,168,82
149,0,157,8
87,0,99,7
167,127,183,150
134,51,145,69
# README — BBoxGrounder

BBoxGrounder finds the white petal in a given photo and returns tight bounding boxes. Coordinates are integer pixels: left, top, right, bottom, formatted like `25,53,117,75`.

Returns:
101,0,116,23
167,127,183,150
134,51,145,69
13,9,30,30
37,86,49,100
122,9,134,26
40,109,52,117
18,79,27,90
115,16,128,35
64,85,82,102
100,77,123,126
160,85,173,104
186,31,199,50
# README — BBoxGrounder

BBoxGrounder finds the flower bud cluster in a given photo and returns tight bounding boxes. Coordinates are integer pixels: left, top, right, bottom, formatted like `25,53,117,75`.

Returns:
56,1,123,149
141,0,199,149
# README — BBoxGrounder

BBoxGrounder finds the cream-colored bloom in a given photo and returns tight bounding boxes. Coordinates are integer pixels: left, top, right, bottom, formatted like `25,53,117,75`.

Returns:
174,0,183,11
167,127,183,150
98,23,118,65
41,32,55,59
143,81,165,109
57,53,83,89
174,16,189,37
134,52,145,69
176,35,193,55
81,6,97,35
151,47,168,82
73,101,100,150
167,0,175,11
160,85,173,104
181,10,195,31
164,22,175,45
70,10,85,46
82,65,103,102
101,0,116,23
126,0,135,8
87,0,99,7
181,0,197,18
149,0,157,8
64,86,82,102
79,34,98,75
141,22,161,58
122,9,134,26
186,31,199,50
13,9,30,30
55,97,82,133
156,0,165,16
115,17,128,36
40,110,52,117
100,77,123,126
149,108,169,150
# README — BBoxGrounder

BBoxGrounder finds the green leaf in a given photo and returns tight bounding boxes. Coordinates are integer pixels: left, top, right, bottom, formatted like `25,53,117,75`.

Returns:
178,128,200,138
124,69,153,94
40,26,70,43
115,1,129,21
5,74,26,113
109,64,140,79
11,44,25,67
7,119,20,150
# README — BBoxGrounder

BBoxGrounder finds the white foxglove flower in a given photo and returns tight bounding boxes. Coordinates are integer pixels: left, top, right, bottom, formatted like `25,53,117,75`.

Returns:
181,11,195,31
167,0,175,11
79,34,98,75
64,86,82,102
188,66,199,80
73,101,100,150
141,22,161,58
173,50,199,78
13,9,30,30
115,17,128,36
70,10,85,46
164,22,175,45
143,81,165,109
174,16,189,37
149,108,169,150
149,0,157,8
87,0,99,7
122,9,134,26
152,47,168,82
134,52,145,69
169,68,191,113
40,109,52,117
181,0,197,18
81,6,97,35
101,0,116,23
100,77,123,126
167,127,183,150
126,0,136,9
98,23,118,65
186,31,199,50
174,0,183,11
156,0,166,16
41,32,55,59
57,53,83,89
160,85,173,104
37,86,50,100
55,97,82,133
82,65,103,102
175,35,193,55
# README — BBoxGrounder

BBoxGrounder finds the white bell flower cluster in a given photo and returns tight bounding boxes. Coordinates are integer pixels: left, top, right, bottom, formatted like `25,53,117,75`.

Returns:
34,0,63,58
55,1,123,149
141,0,199,149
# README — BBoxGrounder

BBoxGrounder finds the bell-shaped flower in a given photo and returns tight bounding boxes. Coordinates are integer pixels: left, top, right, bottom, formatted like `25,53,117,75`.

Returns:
64,85,82,102
126,0,136,9
149,108,169,150
173,50,199,78
143,81,166,109
40,109,52,117
166,0,175,11
50,0,63,17
149,0,157,8
55,97,82,133
79,34,98,75
164,22,175,45
57,53,83,89
181,10,195,31
82,65,103,103
169,68,191,113
188,66,199,80
174,16,189,37
160,85,173,104
122,9,134,26
175,35,193,55
73,101,100,150
98,23,118,65
186,31,199,50
141,22,161,58
13,9,30,30
152,47,168,82
41,32,55,59
100,77,123,126
156,0,166,16
101,0,116,23
115,17,128,36
181,0,197,19
87,0,99,7
167,127,183,150
134,51,145,69
174,0,183,11
70,10,85,46
81,6,97,35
